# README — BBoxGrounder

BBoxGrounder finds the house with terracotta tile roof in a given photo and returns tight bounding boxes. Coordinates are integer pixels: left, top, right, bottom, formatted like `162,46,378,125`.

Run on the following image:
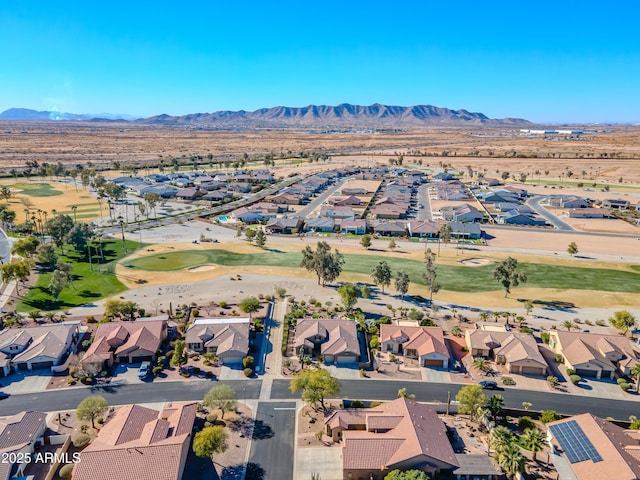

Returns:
0,322,79,376
547,413,640,480
325,398,459,480
80,320,166,374
465,329,548,375
549,331,640,379
380,325,450,368
0,411,47,480
72,402,197,480
294,319,360,365
185,318,249,365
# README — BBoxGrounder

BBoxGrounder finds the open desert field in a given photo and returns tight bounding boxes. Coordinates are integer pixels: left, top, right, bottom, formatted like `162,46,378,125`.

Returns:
1,123,640,184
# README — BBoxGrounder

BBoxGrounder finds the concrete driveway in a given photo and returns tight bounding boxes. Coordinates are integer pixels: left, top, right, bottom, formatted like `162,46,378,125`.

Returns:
296,446,343,480
2,371,51,395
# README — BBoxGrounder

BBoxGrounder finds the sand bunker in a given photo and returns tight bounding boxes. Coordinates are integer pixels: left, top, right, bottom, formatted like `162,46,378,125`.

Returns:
460,258,490,266
188,265,217,272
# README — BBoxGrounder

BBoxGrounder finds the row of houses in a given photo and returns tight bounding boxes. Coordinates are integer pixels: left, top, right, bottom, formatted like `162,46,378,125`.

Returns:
265,168,359,205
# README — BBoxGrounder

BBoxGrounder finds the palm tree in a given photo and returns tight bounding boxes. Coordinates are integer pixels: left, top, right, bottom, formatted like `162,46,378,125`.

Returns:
491,426,514,456
473,357,489,373
492,311,501,323
498,442,525,479
484,394,505,422
27,310,41,323
480,311,490,322
43,312,57,323
562,320,574,331
521,428,545,462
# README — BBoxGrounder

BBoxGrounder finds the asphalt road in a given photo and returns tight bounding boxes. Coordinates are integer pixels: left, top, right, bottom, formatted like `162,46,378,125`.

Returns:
247,402,295,480
270,379,640,420
0,379,262,416
417,183,432,221
295,176,352,218
526,196,574,231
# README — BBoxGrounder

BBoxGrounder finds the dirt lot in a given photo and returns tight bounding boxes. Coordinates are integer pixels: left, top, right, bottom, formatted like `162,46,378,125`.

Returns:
563,216,640,234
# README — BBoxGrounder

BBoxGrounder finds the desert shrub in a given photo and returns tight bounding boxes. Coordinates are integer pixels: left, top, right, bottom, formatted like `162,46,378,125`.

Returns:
547,376,559,388
69,366,79,378
519,327,533,334
181,371,191,378
619,381,631,391
220,301,228,308
369,401,383,408
350,400,364,408
566,368,576,376
617,378,628,385
540,410,561,423
502,377,516,386
584,319,593,326
152,366,163,376
203,360,212,367
518,416,536,431
73,434,91,448
80,375,95,385
570,375,581,385
555,354,563,363
244,368,254,377
86,315,97,323
540,332,550,344
595,319,606,326
243,356,254,369
67,378,76,385
206,413,218,423
59,464,75,478
191,309,200,317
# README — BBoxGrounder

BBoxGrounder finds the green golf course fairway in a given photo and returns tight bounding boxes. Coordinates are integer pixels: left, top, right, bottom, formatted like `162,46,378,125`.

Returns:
123,249,640,294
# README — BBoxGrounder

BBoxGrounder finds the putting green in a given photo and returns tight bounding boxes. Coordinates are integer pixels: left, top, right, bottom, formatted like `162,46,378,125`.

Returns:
128,251,212,271
10,183,63,197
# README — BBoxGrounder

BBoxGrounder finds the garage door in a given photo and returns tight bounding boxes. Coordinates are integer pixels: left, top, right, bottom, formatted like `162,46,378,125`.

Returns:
423,359,444,367
576,368,598,378
336,355,356,364
131,355,153,363
521,366,544,375
30,361,54,370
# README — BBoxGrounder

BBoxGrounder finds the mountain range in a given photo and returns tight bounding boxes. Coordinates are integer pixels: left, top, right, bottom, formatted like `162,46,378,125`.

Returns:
0,103,531,127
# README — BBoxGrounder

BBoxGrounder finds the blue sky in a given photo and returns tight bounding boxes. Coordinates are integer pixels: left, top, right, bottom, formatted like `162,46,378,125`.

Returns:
1,1,639,123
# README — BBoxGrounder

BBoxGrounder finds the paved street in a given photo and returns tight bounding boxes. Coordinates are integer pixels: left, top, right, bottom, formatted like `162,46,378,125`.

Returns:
247,402,295,480
417,183,432,220
526,196,574,230
295,176,352,218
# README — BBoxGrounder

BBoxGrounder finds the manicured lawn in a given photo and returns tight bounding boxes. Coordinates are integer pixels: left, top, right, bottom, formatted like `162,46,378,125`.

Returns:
10,182,64,197
124,250,640,294
17,239,143,312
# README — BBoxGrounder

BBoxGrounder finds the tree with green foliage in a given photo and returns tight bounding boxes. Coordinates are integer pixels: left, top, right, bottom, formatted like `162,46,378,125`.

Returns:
630,364,640,394
608,310,637,335
567,241,579,257
45,214,74,254
456,385,486,420
422,248,440,302
473,357,489,372
142,192,160,218
491,425,515,456
300,241,345,286
370,260,392,293
360,234,372,249
370,336,379,350
239,297,261,319
387,238,397,250
337,283,361,312
76,395,108,428
0,259,33,295
254,229,266,248
493,257,527,297
203,384,237,419
521,427,545,461
104,298,139,321
290,367,340,410
67,222,95,255
34,243,57,269
394,270,410,302
384,469,430,480
170,340,188,368
48,269,71,299
193,426,228,458
10,234,40,258
438,223,452,246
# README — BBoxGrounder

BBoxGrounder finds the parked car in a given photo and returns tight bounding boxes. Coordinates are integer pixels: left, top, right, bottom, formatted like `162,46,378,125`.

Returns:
138,361,151,380
478,380,501,390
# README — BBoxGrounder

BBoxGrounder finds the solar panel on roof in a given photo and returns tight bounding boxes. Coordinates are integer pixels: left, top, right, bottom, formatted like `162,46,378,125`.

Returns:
549,420,603,464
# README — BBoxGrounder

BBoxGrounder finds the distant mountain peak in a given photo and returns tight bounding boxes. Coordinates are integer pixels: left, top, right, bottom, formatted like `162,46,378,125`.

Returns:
139,103,531,128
